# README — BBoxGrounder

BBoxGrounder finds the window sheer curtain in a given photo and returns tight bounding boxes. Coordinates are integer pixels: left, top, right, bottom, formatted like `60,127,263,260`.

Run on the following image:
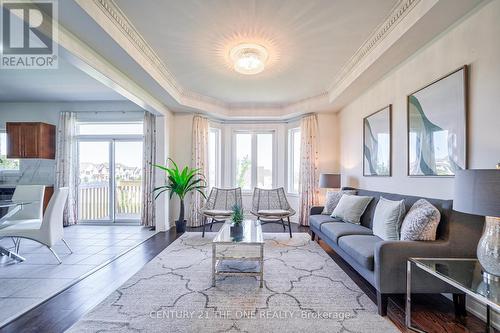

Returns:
298,113,319,226
55,112,78,226
189,115,209,227
141,111,156,227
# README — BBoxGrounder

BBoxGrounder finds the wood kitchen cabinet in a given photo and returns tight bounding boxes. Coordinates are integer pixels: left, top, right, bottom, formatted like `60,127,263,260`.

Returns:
6,122,56,159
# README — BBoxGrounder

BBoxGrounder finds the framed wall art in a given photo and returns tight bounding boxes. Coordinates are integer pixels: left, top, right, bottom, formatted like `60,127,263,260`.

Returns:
407,66,468,177
363,105,391,177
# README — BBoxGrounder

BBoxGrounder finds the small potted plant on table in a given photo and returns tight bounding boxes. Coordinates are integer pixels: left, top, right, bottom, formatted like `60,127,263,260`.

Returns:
230,204,244,239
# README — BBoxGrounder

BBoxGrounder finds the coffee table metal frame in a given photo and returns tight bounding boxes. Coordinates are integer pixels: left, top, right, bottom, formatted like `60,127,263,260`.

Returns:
212,220,264,288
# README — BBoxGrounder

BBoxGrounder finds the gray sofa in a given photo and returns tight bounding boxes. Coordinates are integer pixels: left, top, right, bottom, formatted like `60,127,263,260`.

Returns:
309,187,484,316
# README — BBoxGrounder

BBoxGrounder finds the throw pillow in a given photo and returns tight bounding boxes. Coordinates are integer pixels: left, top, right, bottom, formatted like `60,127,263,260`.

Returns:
331,194,373,224
372,197,406,241
321,190,357,215
400,199,441,241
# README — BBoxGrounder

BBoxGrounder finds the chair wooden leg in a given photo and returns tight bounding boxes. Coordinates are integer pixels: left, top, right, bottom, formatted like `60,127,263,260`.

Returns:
209,218,214,231
202,216,207,238
287,217,292,238
311,230,316,241
281,219,286,232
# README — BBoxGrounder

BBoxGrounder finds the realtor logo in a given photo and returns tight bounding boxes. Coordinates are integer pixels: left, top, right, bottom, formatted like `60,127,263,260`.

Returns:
1,0,58,69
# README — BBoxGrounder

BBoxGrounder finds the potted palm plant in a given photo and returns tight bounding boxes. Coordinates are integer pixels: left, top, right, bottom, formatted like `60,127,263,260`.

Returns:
153,158,207,233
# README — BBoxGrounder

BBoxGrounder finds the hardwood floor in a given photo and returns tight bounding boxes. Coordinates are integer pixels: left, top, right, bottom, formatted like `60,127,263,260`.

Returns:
0,224,493,333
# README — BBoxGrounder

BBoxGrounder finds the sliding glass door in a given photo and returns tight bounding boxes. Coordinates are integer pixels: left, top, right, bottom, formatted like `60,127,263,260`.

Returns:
114,141,143,221
77,138,143,223
78,141,111,221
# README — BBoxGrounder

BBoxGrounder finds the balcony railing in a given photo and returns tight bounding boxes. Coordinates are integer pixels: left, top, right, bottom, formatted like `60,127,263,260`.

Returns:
78,181,142,221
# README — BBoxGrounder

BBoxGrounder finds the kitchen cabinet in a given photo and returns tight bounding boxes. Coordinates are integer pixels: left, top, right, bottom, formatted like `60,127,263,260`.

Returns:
6,122,56,159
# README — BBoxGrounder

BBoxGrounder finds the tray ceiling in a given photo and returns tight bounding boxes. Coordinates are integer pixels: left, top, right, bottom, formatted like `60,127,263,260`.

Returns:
113,0,397,106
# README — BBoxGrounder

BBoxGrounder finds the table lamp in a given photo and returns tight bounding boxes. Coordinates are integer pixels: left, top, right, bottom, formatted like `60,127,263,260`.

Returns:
454,169,500,280
319,173,341,189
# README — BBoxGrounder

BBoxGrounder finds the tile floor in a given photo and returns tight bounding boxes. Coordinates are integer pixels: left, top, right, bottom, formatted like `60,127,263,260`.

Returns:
0,225,156,326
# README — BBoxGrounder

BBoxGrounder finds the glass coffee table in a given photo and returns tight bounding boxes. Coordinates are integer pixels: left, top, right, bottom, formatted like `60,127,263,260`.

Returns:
212,219,264,288
407,258,500,333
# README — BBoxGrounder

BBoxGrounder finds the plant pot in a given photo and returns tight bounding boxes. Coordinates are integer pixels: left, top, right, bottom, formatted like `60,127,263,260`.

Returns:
176,219,187,233
230,223,243,239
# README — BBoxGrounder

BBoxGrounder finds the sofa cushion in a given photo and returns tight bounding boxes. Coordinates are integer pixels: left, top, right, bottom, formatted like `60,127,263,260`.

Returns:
372,197,406,241
309,214,342,231
331,194,373,224
338,235,383,271
321,222,373,243
321,190,357,215
400,199,441,241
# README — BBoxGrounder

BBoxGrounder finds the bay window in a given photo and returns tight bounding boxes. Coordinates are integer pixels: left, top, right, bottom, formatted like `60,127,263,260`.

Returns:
234,131,275,190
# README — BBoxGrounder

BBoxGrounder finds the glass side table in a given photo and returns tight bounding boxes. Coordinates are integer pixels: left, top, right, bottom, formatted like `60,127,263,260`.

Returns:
407,258,500,333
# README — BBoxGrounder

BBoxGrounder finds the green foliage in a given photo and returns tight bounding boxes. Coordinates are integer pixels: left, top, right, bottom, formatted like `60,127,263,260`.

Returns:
153,158,207,201
236,155,251,188
0,157,19,170
231,204,244,225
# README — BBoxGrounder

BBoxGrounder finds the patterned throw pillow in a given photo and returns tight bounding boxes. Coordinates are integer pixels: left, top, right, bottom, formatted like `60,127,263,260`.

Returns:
331,194,373,224
400,199,441,241
321,190,357,215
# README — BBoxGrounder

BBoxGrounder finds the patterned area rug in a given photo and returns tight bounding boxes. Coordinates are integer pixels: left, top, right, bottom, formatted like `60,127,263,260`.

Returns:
67,233,398,333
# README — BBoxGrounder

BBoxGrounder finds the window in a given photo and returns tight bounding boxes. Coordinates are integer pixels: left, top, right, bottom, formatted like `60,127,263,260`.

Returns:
76,122,143,223
208,128,221,190
234,131,274,190
76,122,143,136
0,132,20,171
287,128,301,194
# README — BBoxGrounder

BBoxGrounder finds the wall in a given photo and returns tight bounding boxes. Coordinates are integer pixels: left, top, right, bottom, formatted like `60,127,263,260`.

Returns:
168,112,340,224
337,0,500,323
338,0,500,199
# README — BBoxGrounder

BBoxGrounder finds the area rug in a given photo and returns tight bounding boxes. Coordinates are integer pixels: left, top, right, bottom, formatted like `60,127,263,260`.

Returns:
67,233,398,333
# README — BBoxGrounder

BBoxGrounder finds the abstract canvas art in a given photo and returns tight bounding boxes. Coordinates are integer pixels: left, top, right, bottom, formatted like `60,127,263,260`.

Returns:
407,66,467,176
363,105,391,176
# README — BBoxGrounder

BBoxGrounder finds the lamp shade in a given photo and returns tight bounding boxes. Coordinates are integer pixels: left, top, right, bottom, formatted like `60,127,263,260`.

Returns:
319,173,341,189
453,169,500,217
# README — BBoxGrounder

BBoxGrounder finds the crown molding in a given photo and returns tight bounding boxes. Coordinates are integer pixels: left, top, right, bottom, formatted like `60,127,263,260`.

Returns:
79,0,426,117
327,0,420,92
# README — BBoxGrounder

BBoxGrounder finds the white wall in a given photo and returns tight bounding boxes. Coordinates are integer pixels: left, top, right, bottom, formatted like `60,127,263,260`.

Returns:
337,1,500,324
338,0,500,200
168,112,340,224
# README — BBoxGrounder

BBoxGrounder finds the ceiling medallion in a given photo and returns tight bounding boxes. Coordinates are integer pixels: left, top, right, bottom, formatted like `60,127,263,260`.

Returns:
229,43,269,75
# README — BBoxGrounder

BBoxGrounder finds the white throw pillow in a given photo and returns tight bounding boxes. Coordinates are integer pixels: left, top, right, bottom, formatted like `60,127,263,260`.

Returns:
372,197,406,241
321,190,357,215
331,194,373,224
400,199,441,241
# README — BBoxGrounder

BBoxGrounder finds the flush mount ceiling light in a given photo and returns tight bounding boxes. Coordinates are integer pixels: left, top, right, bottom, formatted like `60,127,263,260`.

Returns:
229,43,269,75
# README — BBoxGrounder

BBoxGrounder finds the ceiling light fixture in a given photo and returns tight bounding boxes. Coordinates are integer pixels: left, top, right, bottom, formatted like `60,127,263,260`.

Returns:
229,43,269,75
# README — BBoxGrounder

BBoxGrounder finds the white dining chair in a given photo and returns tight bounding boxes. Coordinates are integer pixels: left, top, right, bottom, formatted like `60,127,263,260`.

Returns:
5,185,45,224
0,187,71,264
